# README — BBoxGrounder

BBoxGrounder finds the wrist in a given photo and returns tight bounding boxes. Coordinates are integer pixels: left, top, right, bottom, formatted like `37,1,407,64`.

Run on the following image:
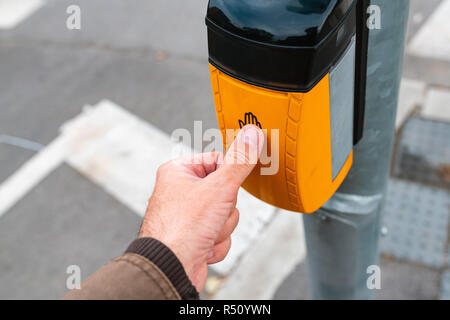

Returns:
126,237,199,300
140,228,194,273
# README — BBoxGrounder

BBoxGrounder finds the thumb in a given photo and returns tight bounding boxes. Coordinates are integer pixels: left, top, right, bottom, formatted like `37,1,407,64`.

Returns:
213,125,265,187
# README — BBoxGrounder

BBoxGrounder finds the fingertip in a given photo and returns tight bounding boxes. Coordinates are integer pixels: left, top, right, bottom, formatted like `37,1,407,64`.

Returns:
240,125,265,154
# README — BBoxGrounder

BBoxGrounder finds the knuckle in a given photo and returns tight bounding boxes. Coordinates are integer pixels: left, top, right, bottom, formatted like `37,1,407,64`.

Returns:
233,208,240,222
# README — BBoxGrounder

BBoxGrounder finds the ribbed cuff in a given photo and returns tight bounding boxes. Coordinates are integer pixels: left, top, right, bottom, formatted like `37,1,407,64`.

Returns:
125,238,199,300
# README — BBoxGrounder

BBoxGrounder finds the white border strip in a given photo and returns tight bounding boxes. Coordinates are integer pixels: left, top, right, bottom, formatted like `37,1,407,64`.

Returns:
214,211,306,300
0,136,66,217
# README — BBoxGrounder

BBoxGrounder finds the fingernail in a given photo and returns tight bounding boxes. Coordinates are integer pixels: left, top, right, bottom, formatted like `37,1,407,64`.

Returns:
240,126,259,147
207,250,214,260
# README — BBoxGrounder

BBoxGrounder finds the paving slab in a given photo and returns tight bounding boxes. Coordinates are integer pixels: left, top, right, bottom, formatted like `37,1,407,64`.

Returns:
273,256,441,300
403,55,450,90
408,0,450,62
422,88,450,122
403,0,450,88
380,179,449,268
396,78,426,129
394,117,450,189
375,256,441,300
406,0,443,42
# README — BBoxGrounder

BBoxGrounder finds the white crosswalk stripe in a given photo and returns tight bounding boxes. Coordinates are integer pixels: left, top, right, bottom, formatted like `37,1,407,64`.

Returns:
0,0,45,29
214,211,306,300
408,0,450,62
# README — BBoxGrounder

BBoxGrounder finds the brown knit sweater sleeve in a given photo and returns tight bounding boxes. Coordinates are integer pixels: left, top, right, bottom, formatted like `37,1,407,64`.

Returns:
63,238,199,300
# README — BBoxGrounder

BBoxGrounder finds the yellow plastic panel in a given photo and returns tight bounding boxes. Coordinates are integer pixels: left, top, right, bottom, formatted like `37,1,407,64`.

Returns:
210,65,352,213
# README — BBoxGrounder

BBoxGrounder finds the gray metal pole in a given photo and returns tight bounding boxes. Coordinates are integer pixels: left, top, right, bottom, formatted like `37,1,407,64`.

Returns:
303,0,410,299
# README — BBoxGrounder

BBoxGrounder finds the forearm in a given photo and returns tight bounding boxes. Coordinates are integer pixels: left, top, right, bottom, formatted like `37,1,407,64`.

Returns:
63,238,199,300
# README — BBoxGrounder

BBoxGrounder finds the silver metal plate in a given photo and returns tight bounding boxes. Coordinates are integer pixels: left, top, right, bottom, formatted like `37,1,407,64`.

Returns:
329,37,355,180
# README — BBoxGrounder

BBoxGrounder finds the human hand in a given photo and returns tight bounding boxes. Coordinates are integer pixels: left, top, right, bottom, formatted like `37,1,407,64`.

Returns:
139,125,264,292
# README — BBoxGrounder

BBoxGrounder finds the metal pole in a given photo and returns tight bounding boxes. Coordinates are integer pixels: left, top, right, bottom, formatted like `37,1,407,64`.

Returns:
303,0,410,299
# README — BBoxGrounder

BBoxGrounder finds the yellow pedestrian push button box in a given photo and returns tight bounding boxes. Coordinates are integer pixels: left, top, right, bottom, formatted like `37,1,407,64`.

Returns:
206,0,368,213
